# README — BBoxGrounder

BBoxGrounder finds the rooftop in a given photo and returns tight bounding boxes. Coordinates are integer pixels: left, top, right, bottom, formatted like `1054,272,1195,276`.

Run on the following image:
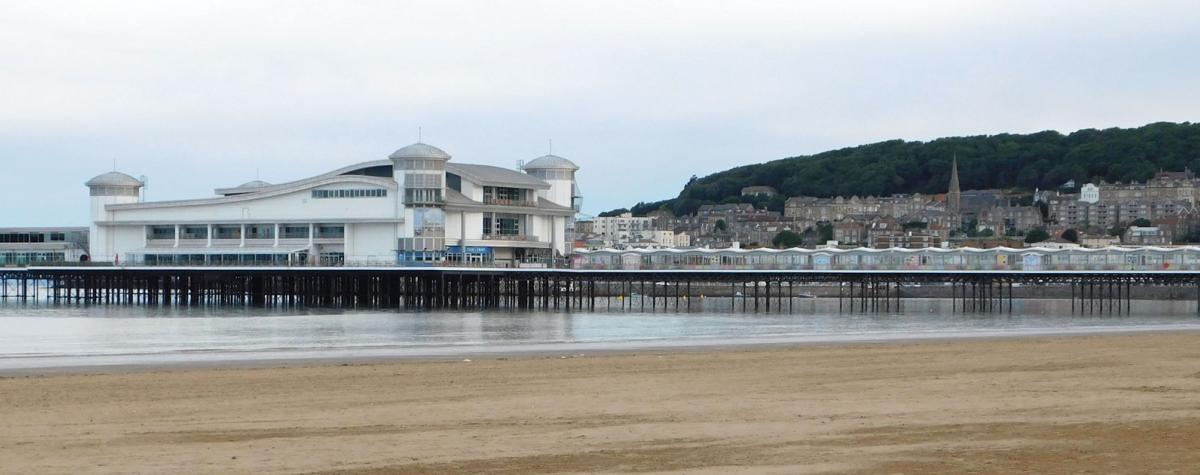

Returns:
445,163,550,190
523,154,579,171
86,171,142,188
389,142,452,161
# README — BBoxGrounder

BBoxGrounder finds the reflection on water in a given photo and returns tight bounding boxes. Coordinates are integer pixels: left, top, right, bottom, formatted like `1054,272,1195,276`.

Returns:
0,298,1197,370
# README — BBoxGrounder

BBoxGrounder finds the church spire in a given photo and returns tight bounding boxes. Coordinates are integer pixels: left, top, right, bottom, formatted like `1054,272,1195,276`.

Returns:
948,154,961,216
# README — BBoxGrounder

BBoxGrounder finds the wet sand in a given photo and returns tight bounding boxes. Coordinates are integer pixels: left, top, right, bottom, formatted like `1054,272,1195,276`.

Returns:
4,332,1200,473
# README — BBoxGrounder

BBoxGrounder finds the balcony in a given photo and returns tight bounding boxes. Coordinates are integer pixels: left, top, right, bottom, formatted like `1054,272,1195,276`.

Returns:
480,234,539,242
406,197,444,205
483,197,537,207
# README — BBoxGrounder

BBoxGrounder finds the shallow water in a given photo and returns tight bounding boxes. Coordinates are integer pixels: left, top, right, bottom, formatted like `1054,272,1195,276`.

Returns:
0,298,1198,371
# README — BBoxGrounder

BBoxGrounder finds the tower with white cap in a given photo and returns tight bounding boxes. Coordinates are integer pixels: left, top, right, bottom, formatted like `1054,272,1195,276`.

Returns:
389,142,451,262
522,154,580,210
524,154,581,256
86,171,143,262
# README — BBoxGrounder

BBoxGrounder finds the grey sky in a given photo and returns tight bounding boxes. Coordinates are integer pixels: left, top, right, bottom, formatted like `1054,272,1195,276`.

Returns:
3,1,1199,225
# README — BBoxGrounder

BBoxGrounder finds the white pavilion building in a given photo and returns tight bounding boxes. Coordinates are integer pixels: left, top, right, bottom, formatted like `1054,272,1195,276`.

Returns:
86,143,581,267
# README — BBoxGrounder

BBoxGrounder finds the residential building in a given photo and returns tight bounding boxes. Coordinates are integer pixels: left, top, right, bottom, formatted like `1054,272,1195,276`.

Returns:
740,186,778,197
1123,226,1170,246
1081,235,1121,248
591,212,655,243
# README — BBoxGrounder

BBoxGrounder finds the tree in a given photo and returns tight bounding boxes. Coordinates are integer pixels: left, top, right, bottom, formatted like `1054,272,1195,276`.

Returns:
617,122,1200,218
1131,218,1153,227
817,222,834,242
1025,229,1051,243
772,230,803,248
597,208,629,217
715,219,728,232
902,221,928,230
1061,228,1080,243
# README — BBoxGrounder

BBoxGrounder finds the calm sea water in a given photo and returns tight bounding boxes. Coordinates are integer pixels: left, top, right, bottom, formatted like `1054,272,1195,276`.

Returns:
1,298,1198,371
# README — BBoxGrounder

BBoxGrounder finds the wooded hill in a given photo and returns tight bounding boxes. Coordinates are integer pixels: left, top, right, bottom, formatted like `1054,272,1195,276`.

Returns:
623,122,1200,217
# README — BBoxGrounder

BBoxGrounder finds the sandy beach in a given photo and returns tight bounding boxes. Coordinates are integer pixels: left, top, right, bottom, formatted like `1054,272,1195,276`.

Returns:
3,332,1200,474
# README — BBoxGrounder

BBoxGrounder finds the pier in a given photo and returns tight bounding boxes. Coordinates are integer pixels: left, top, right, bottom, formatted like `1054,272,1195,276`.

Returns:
2,266,1198,314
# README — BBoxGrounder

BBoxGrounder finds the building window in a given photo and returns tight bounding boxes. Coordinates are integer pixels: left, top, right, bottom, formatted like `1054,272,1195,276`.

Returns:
281,225,310,239
180,226,208,240
315,225,344,239
483,186,529,206
246,224,275,239
0,233,46,243
312,189,387,199
0,251,65,265
404,188,442,205
404,174,443,188
214,225,241,240
148,226,175,240
482,212,522,236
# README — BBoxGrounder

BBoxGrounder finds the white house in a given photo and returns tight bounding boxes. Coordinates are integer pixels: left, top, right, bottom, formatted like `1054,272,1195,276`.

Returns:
87,142,581,267
1080,183,1100,204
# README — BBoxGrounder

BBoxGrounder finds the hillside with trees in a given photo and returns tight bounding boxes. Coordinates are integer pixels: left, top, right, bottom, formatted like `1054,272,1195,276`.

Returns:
621,122,1200,217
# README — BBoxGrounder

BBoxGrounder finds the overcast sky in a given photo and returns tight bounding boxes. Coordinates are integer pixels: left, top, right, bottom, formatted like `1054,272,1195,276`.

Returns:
3,0,1199,225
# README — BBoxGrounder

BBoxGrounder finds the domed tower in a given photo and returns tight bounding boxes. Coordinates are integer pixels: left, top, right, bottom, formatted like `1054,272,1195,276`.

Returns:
86,171,143,262
524,154,581,257
389,143,451,262
523,154,580,210
389,142,451,206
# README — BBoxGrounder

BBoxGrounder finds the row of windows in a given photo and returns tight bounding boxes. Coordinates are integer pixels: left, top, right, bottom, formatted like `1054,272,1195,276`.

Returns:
482,212,523,236
147,224,345,240
89,185,139,197
0,232,66,243
404,174,442,187
404,188,443,204
397,159,445,170
0,252,66,264
399,237,444,252
140,252,345,266
527,169,575,181
312,189,387,199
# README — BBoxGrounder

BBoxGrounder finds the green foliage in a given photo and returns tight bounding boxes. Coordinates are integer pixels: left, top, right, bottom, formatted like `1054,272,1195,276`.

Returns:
1061,228,1080,243
817,222,833,242
715,219,728,232
978,229,995,237
902,221,928,230
629,200,671,216
962,218,980,237
597,208,629,217
1131,218,1153,227
1025,229,1051,243
772,230,803,248
637,122,1200,216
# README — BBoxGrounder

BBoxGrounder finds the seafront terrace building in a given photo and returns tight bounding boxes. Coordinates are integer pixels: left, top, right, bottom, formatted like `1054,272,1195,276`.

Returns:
572,246,1200,271
86,143,581,267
